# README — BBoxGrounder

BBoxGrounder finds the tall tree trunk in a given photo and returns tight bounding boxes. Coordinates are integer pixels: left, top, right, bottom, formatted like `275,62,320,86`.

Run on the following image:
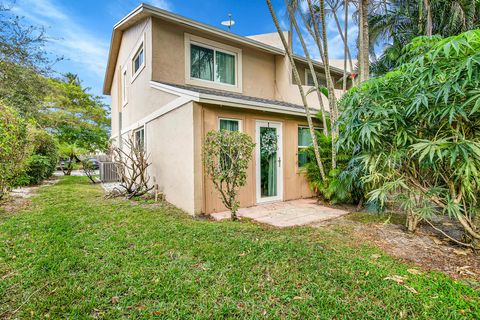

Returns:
266,0,327,181
285,0,329,136
327,0,355,87
424,0,432,36
343,0,349,92
358,0,370,82
307,0,338,169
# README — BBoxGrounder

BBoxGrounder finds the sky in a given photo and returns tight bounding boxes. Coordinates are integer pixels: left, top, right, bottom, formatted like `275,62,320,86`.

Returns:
11,0,359,106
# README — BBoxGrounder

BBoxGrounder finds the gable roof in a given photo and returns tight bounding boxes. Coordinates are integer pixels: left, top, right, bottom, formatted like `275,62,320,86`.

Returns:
103,3,349,95
103,3,284,95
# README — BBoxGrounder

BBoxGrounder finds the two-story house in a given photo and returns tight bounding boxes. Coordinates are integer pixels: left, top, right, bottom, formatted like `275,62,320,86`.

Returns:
103,3,350,215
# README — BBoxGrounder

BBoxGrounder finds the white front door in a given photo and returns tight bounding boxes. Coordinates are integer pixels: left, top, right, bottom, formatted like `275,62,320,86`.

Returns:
256,120,283,204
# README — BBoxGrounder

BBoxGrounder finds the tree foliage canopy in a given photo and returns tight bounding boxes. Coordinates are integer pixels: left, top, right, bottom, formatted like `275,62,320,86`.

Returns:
43,76,110,152
338,30,480,247
369,0,480,74
0,102,30,198
203,130,255,220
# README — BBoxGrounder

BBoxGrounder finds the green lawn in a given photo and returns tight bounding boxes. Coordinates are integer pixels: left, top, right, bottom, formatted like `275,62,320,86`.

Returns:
0,177,478,319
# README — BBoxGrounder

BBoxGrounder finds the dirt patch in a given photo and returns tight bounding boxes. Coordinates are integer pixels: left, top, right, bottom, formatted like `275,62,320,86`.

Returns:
313,216,480,285
0,178,59,219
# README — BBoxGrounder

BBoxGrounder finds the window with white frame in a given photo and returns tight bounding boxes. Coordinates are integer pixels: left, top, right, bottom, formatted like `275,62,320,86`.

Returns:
132,44,144,76
190,43,237,86
305,69,328,87
122,69,127,105
134,127,145,151
219,118,240,131
298,126,321,168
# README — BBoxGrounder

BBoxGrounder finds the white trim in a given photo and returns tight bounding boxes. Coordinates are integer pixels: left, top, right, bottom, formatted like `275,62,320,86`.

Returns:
131,35,146,83
255,120,283,204
199,95,305,116
150,81,200,98
133,125,145,150
121,95,192,135
149,80,309,117
121,67,128,107
218,117,243,132
184,33,243,93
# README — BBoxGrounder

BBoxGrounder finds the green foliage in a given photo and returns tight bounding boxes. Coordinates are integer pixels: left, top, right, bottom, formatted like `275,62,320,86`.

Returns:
16,128,59,185
0,102,31,198
302,120,364,204
338,30,480,247
43,77,110,152
58,142,87,175
0,5,56,117
203,130,255,220
0,176,478,318
22,155,52,185
369,0,480,75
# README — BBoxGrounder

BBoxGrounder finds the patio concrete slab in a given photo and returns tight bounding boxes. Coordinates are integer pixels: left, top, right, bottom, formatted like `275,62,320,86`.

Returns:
211,198,348,227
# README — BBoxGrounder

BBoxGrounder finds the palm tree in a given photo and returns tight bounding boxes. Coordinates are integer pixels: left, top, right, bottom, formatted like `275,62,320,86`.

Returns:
285,0,330,135
343,0,350,92
324,0,356,86
369,0,480,75
304,0,340,169
266,0,327,181
358,0,370,81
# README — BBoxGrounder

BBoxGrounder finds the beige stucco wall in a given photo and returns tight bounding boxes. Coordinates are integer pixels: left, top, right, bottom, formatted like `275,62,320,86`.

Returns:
107,15,351,216
151,18,277,100
111,18,150,139
199,103,318,214
146,101,197,214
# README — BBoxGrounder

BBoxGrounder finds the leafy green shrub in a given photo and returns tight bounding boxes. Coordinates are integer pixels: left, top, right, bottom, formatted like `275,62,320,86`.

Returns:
30,129,59,177
302,121,365,205
338,30,480,248
203,130,255,220
23,155,52,185
13,128,59,186
0,102,30,198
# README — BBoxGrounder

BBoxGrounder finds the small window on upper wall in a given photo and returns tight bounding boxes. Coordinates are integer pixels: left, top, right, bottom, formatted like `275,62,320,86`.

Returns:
132,44,144,76
134,127,145,151
306,70,328,87
219,118,240,131
298,126,321,168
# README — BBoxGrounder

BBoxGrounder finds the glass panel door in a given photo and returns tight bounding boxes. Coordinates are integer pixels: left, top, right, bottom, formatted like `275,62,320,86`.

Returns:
256,121,283,203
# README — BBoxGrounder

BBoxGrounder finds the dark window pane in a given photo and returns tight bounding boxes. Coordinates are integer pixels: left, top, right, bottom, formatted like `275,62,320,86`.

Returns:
190,44,214,81
219,119,239,131
134,48,144,73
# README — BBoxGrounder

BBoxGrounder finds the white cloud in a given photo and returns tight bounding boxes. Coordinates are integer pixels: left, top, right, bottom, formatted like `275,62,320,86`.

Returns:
147,0,173,11
12,0,109,79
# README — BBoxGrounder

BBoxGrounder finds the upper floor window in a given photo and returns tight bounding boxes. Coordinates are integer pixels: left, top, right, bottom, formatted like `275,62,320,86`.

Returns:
190,44,236,85
185,33,242,93
132,44,144,76
305,69,327,87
